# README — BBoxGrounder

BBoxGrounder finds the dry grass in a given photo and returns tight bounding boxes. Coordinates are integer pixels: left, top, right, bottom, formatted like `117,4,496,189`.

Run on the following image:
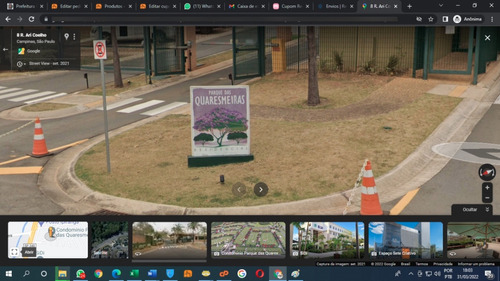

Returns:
250,72,390,109
78,74,147,96
22,102,73,112
76,89,460,207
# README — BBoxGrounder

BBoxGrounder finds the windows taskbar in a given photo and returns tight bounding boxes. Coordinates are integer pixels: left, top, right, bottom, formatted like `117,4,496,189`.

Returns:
0,266,498,281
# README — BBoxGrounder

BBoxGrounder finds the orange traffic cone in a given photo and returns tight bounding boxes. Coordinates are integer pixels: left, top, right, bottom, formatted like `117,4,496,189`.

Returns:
360,160,383,215
31,117,51,157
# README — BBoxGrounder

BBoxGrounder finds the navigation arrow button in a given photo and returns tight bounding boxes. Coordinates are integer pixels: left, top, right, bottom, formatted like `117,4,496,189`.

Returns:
254,182,269,197
232,182,247,197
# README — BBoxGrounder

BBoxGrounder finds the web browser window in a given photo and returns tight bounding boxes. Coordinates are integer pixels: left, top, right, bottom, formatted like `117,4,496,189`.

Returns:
1,0,500,280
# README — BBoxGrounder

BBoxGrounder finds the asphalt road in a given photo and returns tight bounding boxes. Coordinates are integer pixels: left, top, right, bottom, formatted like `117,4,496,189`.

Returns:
0,66,246,215
389,103,500,215
0,31,232,112
0,70,140,112
0,31,297,215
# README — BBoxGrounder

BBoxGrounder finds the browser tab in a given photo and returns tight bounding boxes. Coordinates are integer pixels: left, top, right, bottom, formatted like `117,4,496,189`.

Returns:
92,1,136,12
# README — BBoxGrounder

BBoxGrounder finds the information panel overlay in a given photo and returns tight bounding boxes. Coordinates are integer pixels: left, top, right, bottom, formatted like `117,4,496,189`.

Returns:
190,86,251,157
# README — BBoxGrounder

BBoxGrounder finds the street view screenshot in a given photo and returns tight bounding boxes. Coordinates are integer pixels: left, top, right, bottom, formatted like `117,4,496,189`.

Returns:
1,0,500,280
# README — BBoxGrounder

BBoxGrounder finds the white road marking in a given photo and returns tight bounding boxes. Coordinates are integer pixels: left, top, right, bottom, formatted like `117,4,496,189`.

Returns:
494,95,500,105
9,91,56,102
141,102,187,116
25,93,67,104
0,88,21,95
117,100,164,113
0,89,37,99
97,98,142,110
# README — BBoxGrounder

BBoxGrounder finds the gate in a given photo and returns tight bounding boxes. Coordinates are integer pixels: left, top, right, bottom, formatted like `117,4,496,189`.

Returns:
428,26,474,75
153,26,186,76
232,27,265,80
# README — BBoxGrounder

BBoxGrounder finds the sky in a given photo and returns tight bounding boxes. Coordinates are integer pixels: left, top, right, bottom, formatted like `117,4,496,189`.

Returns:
368,222,443,250
292,222,364,241
133,222,206,233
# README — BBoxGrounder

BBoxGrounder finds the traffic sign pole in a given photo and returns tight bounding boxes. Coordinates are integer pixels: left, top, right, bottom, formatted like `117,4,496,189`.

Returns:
94,40,111,173
100,59,111,174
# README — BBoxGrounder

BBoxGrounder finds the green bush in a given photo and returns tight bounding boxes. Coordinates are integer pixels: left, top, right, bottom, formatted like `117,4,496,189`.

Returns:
334,51,344,72
386,55,399,75
340,249,358,259
360,58,376,74
227,132,248,144
193,133,214,146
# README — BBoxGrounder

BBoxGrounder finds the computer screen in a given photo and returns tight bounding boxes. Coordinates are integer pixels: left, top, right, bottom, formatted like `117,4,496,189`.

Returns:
1,0,500,280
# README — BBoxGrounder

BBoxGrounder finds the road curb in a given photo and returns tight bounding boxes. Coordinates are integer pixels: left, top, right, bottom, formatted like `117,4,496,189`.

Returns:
41,103,351,215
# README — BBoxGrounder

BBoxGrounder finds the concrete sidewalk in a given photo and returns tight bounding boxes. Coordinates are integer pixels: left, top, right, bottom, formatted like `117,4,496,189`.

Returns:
38,64,500,215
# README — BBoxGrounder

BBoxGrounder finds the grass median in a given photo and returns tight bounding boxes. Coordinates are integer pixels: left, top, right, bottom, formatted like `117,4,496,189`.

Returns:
22,102,74,112
75,73,461,208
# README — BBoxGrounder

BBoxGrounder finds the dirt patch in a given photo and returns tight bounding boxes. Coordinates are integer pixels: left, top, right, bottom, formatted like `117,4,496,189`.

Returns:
251,77,441,122
250,72,389,110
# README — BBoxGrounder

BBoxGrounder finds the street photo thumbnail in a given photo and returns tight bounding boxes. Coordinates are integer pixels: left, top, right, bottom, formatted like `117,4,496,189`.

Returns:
211,222,286,259
290,222,364,259
132,222,207,260
91,222,128,259
369,222,443,259
447,222,500,259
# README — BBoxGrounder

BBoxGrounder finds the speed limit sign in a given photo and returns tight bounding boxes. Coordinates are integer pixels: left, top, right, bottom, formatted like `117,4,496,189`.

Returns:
93,40,107,60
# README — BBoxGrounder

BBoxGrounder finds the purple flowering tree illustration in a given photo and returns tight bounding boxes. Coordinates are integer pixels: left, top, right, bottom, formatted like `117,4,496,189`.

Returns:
193,107,248,147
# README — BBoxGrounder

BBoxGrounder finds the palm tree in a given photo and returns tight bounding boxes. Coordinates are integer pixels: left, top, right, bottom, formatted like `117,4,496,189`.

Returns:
338,234,349,250
303,222,311,254
188,222,201,244
172,223,185,244
328,240,334,251
318,234,326,251
332,237,340,251
292,222,305,258
200,225,207,242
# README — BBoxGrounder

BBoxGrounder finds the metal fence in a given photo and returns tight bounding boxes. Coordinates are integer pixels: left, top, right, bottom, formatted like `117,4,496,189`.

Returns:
263,26,474,76
318,27,416,75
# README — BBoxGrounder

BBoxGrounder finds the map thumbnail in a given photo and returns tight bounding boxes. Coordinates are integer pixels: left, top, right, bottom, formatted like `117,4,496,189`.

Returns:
8,221,88,259
211,222,286,258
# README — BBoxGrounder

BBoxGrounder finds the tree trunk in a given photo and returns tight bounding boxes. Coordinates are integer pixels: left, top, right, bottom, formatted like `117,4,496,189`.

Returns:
356,223,360,259
110,27,124,88
307,26,320,106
